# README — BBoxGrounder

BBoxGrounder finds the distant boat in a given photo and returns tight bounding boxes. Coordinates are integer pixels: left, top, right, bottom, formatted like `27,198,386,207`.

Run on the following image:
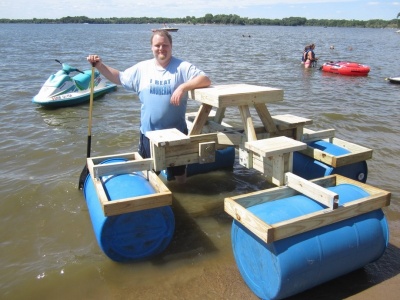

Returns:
152,23,178,32
386,76,400,84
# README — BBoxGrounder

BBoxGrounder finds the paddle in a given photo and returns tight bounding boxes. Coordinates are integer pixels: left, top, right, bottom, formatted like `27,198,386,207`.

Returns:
78,63,95,190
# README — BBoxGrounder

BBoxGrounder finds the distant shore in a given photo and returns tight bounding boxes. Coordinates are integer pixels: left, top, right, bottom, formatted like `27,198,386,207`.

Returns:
0,14,398,28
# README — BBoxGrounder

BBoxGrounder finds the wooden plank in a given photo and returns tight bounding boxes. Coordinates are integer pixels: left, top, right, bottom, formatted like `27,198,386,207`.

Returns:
151,143,166,172
285,172,339,209
227,175,337,209
191,84,284,107
145,169,170,194
333,174,389,196
189,133,219,143
239,105,257,141
206,120,237,134
271,154,285,186
164,133,219,156
87,157,111,209
232,186,297,208
89,152,138,164
298,136,373,167
250,152,292,186
245,136,306,157
217,132,244,146
87,156,95,177
254,103,277,133
238,146,252,169
146,128,189,146
272,114,313,129
153,133,220,168
165,153,199,167
93,159,153,178
332,137,371,153
189,104,213,135
270,192,390,242
300,145,372,167
332,151,373,167
302,128,335,143
93,177,111,209
103,192,172,216
288,151,293,173
225,197,275,243
213,107,226,123
189,104,212,135
251,152,273,175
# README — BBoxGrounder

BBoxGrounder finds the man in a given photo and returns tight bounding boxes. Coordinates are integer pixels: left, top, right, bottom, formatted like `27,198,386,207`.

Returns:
87,30,211,183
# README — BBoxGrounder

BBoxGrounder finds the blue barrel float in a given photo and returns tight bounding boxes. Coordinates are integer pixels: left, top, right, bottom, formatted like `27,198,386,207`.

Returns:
293,140,368,182
231,183,389,300
83,158,175,262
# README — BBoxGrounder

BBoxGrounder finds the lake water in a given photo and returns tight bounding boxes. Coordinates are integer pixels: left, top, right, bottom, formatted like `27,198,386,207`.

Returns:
1,23,399,300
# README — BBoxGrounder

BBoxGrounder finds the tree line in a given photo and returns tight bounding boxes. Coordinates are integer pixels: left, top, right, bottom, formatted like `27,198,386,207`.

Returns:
0,14,398,28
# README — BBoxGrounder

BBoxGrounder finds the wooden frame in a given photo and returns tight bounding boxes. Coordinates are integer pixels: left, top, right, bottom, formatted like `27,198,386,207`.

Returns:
146,128,234,171
241,136,307,186
271,114,313,140
299,128,373,167
224,173,391,244
87,152,172,217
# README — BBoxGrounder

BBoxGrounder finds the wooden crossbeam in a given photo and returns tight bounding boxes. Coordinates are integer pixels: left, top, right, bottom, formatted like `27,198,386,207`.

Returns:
285,172,338,209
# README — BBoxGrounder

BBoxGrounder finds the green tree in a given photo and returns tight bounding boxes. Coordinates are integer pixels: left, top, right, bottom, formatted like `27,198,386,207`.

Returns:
397,12,400,28
204,13,213,24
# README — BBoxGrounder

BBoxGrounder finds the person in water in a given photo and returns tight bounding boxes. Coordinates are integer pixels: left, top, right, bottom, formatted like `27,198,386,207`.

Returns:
304,43,318,68
301,45,310,64
87,30,211,183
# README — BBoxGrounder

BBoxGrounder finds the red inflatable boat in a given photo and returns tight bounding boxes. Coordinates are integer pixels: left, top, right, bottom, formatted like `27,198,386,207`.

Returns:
321,61,370,76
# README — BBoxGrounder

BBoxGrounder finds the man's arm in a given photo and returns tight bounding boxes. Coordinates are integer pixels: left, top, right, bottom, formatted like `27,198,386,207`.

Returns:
87,55,122,85
170,75,211,106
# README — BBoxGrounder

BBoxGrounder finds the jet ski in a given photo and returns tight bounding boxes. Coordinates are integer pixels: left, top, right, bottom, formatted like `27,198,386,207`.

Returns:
32,59,116,108
386,76,400,84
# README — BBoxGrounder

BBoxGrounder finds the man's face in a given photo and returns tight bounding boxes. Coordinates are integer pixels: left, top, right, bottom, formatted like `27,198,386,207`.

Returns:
152,34,172,67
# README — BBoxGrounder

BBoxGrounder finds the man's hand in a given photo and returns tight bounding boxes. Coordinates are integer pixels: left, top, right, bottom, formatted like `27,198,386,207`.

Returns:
170,85,185,106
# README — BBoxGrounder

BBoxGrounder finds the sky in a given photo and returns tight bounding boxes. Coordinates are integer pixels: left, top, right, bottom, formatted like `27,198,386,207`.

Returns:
1,0,399,21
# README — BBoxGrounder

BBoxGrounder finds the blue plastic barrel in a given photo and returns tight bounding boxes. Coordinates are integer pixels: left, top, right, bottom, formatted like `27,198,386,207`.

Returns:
83,158,175,262
293,140,368,182
231,184,389,300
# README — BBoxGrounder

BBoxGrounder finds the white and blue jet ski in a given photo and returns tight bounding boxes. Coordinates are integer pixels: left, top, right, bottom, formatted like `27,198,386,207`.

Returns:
32,59,116,108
